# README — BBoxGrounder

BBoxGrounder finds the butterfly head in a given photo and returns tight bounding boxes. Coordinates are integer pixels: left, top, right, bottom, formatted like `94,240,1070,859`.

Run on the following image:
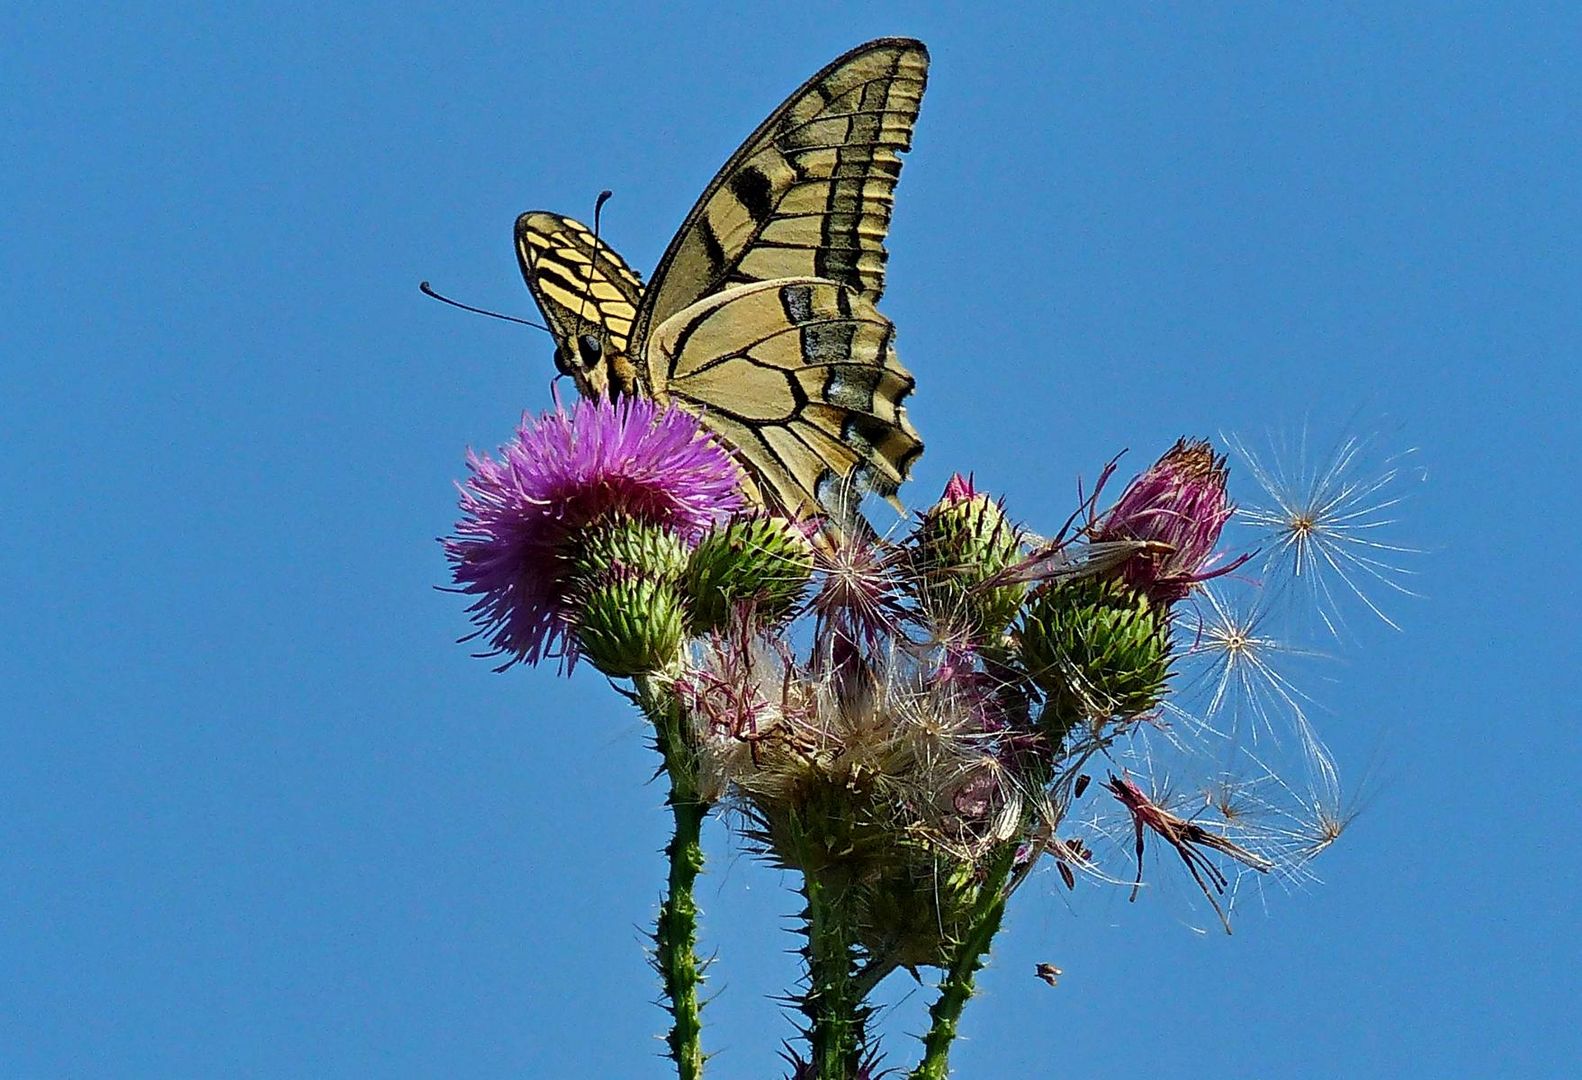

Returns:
554,330,643,401
549,330,601,398
552,329,599,376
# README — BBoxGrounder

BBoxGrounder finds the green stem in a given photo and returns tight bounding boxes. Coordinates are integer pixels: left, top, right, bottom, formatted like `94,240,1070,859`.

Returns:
803,869,864,1078
908,844,1019,1080
638,674,708,1080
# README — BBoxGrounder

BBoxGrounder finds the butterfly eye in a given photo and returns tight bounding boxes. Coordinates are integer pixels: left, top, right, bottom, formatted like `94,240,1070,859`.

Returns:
576,334,603,369
552,342,581,378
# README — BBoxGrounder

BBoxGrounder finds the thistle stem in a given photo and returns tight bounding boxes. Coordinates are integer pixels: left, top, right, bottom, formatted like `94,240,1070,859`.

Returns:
803,870,864,1079
908,844,1019,1080
638,673,708,1080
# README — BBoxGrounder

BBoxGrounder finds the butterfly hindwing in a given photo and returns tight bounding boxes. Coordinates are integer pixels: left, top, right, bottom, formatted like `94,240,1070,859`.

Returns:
629,37,929,347
646,277,922,522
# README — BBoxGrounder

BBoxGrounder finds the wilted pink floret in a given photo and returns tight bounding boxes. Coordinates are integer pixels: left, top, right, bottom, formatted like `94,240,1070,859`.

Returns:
446,396,746,668
930,645,1007,733
1095,438,1242,605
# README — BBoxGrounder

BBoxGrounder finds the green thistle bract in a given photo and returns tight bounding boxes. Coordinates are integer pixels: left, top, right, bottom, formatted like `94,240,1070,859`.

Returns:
753,775,985,970
573,574,688,678
568,515,691,586
1018,577,1173,738
856,848,987,970
565,517,690,677
910,475,1025,641
684,515,815,633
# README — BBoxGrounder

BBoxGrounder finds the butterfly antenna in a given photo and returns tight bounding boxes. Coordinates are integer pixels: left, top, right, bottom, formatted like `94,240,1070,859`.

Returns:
419,281,551,333
572,189,615,344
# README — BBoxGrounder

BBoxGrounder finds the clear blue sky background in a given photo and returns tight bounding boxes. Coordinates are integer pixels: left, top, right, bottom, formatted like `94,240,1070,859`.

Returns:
5,4,1578,1078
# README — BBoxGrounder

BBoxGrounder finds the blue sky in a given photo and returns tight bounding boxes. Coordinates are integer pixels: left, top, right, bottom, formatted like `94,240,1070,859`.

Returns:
5,4,1578,1077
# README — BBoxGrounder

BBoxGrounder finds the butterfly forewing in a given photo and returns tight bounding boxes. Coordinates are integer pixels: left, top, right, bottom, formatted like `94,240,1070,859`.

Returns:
647,277,921,522
629,38,928,346
515,211,646,395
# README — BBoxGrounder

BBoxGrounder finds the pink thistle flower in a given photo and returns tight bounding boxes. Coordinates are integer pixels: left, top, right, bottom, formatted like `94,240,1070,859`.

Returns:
446,396,745,668
1094,438,1248,606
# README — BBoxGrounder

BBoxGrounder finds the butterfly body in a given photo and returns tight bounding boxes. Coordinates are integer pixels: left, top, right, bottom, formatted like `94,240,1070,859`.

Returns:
517,38,929,522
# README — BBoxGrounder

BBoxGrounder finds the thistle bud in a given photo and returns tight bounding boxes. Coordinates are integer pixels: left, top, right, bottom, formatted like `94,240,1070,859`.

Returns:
565,516,690,677
1017,577,1172,739
568,514,691,584
572,572,688,677
683,515,816,633
909,474,1025,641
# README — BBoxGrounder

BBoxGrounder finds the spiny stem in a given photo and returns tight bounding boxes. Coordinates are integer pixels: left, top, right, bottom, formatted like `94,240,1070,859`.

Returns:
638,673,708,1080
908,844,1019,1080
803,870,863,1078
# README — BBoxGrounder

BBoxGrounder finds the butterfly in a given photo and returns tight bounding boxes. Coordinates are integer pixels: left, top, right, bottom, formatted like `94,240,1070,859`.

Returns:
516,38,928,526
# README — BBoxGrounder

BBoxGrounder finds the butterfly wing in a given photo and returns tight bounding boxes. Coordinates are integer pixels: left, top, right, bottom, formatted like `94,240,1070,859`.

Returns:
629,38,929,349
515,211,647,398
646,277,922,523
514,40,930,522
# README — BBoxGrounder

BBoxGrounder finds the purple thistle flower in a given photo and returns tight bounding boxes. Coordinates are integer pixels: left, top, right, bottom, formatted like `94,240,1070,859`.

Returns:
446,396,746,668
1094,438,1248,606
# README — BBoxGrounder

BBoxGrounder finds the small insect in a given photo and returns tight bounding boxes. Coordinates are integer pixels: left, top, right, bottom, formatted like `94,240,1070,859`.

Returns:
1035,962,1062,987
